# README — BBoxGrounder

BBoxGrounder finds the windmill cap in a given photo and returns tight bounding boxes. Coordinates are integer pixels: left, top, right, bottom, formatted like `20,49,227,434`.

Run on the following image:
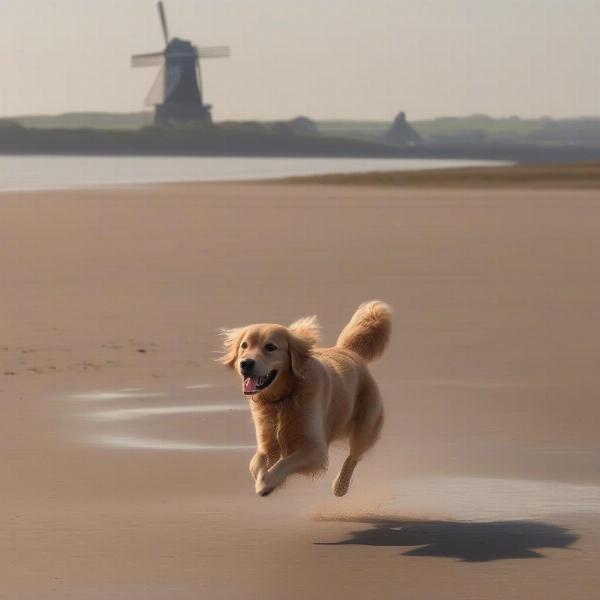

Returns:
166,38,195,52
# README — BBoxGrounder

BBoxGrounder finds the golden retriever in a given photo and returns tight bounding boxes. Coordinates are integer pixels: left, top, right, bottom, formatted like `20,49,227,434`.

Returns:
220,300,391,497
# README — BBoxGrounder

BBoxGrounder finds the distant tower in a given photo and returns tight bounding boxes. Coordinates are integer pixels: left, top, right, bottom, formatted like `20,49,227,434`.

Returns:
131,1,230,124
385,112,423,146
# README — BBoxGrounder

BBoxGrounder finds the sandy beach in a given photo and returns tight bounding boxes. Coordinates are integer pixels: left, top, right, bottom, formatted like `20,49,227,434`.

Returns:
2,179,600,599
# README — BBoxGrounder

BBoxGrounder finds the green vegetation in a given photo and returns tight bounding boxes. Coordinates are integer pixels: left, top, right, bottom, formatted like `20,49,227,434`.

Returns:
413,114,543,138
315,120,389,141
281,162,600,188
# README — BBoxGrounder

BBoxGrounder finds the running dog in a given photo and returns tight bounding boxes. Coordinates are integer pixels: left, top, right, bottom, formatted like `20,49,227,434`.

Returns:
220,300,391,497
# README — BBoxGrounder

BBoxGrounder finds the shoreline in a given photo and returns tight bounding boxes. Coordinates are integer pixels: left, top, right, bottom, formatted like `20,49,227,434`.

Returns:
0,156,505,195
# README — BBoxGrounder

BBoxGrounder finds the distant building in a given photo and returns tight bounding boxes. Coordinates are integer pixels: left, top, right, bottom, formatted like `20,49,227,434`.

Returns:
385,112,423,146
287,116,319,136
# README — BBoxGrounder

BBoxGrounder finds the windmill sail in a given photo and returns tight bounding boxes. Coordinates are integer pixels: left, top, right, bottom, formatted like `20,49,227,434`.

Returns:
131,52,164,68
157,1,170,45
196,46,230,59
144,64,183,106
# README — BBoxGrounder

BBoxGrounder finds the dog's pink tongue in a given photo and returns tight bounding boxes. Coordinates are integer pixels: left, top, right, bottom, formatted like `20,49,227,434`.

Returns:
244,377,258,394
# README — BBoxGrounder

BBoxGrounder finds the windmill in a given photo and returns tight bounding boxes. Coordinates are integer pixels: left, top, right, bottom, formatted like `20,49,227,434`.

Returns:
131,1,230,124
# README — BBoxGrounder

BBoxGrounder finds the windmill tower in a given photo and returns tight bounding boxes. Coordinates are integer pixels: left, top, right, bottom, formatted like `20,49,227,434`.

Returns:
131,1,230,124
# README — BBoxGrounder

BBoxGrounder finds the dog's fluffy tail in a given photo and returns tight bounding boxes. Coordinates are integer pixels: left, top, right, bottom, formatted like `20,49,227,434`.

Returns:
336,300,391,362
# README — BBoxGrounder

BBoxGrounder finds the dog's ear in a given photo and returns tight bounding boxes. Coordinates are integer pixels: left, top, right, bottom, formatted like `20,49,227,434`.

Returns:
288,315,320,346
287,316,319,378
287,332,313,378
218,327,245,369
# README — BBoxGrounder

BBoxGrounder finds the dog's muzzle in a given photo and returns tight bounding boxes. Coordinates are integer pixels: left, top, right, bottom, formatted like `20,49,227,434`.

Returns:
243,370,278,395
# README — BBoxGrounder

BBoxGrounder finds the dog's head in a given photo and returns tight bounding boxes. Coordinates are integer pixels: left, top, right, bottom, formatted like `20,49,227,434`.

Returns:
219,316,320,397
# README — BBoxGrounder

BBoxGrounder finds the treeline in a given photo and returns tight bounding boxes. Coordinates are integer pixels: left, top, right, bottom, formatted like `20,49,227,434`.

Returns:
6,112,600,147
0,121,400,158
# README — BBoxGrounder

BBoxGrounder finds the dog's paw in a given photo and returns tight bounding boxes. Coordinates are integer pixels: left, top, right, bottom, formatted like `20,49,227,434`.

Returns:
255,473,275,497
332,480,349,497
249,453,266,480
332,473,351,497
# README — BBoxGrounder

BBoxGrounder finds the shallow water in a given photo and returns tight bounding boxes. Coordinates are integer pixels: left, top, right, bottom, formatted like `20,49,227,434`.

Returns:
72,384,253,453
71,391,167,401
92,435,254,451
0,155,508,192
88,404,249,421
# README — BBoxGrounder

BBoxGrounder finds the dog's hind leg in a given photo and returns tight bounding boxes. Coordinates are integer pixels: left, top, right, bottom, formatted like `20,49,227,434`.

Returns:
333,383,384,497
332,456,359,497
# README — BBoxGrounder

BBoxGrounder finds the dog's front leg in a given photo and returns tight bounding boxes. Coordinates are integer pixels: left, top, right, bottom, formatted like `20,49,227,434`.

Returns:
255,446,327,496
249,408,280,480
250,444,281,479
249,452,268,480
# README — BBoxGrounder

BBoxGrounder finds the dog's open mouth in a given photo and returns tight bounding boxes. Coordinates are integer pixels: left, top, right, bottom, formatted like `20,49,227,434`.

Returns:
243,370,278,395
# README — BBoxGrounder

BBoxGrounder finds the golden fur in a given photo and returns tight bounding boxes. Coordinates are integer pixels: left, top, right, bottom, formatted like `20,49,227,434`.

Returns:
220,301,391,497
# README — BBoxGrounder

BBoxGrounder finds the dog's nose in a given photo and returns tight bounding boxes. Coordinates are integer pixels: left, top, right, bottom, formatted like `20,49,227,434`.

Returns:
240,358,255,374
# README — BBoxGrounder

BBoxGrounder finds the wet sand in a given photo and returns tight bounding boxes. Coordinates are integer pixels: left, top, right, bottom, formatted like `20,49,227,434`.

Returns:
1,182,600,599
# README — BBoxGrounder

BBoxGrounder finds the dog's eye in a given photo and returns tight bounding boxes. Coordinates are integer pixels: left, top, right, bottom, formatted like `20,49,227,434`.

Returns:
240,341,248,349
264,343,277,352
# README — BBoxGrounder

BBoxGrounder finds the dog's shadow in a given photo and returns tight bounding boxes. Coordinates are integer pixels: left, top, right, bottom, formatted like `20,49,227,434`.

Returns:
315,516,579,562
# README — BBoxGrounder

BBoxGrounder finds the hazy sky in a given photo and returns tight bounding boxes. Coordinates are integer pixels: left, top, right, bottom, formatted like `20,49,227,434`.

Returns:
1,0,598,121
